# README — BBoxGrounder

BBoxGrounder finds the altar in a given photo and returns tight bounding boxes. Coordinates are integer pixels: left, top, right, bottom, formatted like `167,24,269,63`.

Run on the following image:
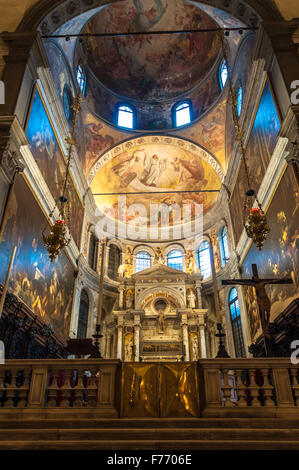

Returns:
111,264,209,362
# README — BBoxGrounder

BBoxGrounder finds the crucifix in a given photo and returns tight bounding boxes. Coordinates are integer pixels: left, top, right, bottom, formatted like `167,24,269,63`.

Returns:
222,264,293,356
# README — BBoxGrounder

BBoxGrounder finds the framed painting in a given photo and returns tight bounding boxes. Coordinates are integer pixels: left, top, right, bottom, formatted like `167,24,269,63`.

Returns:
229,76,281,246
241,165,299,342
25,84,84,248
0,174,75,341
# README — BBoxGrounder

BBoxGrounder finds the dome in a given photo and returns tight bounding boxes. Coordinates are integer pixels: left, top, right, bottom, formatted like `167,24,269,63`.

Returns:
79,0,221,102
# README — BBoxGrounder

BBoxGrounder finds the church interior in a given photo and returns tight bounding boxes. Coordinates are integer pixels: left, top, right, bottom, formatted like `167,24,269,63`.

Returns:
0,0,298,452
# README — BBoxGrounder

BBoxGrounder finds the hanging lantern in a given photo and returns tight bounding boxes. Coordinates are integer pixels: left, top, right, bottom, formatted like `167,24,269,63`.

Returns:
243,191,270,250
42,219,70,262
218,30,270,251
42,95,82,261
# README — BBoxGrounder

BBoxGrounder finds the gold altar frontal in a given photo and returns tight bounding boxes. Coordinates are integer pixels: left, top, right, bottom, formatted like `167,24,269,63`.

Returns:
121,362,200,418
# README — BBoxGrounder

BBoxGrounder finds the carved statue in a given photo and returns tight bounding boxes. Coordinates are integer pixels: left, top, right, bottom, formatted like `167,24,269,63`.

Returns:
118,264,125,278
154,247,164,265
186,250,195,274
124,246,133,278
124,335,134,362
187,289,196,309
126,289,134,309
157,309,165,333
191,335,199,361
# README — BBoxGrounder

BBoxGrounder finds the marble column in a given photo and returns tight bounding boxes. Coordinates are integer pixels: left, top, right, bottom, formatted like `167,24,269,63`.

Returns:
181,318,190,361
104,245,110,275
195,282,203,309
118,285,124,310
199,324,207,358
134,324,140,362
116,325,123,360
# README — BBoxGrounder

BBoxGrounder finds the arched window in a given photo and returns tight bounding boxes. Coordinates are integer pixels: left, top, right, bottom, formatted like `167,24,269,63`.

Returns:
117,105,134,129
219,226,230,267
173,102,191,127
88,232,98,271
219,60,228,89
237,86,243,116
108,244,121,280
76,64,86,95
167,249,183,271
77,289,89,339
229,288,246,357
197,241,211,279
136,251,151,272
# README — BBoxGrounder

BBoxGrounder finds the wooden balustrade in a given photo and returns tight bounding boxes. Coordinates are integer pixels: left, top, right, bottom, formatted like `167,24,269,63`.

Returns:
0,358,298,419
199,358,299,417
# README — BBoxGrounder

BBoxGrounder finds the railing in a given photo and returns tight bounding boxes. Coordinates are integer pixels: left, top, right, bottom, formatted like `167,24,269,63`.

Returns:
0,358,298,418
0,359,120,417
199,358,299,417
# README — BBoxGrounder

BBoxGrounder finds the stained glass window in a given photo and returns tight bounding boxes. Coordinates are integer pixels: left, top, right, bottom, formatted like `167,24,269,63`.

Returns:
77,290,89,339
76,64,86,96
136,251,151,272
197,241,211,279
117,105,134,129
237,86,243,116
219,226,230,267
229,288,246,357
167,249,183,271
174,102,191,127
219,60,228,89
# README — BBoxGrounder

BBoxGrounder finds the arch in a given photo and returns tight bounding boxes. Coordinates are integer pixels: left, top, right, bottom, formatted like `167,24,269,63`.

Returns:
135,251,151,273
228,288,246,357
196,240,212,279
88,230,98,271
116,103,136,129
167,249,184,271
107,243,121,280
219,225,230,267
138,286,185,310
172,100,192,128
16,0,283,35
218,59,228,90
77,289,89,338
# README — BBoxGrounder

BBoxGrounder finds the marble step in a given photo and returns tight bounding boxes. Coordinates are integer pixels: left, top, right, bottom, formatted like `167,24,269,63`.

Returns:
0,427,298,441
0,439,299,451
0,417,299,429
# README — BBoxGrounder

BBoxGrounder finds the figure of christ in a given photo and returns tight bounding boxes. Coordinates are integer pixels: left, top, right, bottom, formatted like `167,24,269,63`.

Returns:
222,264,293,356
158,309,165,334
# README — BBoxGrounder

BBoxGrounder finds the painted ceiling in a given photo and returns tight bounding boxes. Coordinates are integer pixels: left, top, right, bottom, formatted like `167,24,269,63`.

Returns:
81,0,221,101
90,136,223,229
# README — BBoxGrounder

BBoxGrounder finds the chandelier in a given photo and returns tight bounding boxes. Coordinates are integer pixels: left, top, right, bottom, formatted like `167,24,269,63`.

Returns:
219,31,270,250
42,95,82,261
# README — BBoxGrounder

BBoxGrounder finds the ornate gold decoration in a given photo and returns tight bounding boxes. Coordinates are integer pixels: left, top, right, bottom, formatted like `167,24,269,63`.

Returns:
219,32,270,250
42,220,70,262
243,205,270,250
154,247,164,265
42,95,82,261
185,250,195,274
124,245,133,277
210,231,221,271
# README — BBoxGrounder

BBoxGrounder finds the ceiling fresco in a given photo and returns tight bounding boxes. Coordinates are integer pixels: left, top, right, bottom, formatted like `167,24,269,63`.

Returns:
81,0,221,101
90,136,223,228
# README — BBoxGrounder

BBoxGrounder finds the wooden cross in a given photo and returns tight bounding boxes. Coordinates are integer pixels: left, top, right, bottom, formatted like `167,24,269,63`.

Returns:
222,264,293,356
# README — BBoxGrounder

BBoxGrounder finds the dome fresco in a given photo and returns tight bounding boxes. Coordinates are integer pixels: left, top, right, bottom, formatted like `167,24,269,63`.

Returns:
89,136,223,231
80,0,221,101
